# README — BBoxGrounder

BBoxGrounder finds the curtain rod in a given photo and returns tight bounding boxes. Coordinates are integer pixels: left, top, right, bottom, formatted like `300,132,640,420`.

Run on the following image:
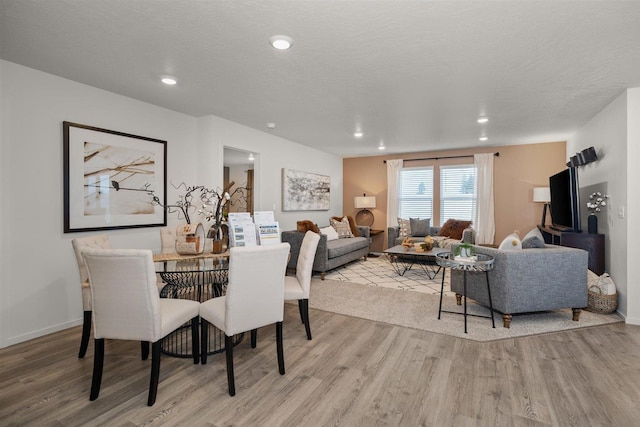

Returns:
383,152,499,163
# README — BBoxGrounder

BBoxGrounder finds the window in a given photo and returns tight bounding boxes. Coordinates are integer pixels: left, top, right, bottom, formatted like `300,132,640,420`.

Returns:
398,167,433,220
440,165,477,224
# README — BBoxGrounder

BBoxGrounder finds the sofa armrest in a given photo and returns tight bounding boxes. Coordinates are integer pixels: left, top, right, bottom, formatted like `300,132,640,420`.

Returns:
461,227,475,244
357,225,370,240
281,230,329,271
387,226,399,248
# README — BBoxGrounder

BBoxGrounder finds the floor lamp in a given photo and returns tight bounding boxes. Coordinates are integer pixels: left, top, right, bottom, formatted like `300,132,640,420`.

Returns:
533,187,551,227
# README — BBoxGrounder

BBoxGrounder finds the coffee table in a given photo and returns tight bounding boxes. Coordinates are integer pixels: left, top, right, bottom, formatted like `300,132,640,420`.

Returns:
383,245,445,279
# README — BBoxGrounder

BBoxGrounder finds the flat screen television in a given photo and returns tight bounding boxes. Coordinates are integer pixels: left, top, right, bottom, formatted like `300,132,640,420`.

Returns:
549,167,581,232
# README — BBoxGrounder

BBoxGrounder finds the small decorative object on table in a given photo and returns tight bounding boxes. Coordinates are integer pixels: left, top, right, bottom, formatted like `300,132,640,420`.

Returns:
454,242,475,259
401,237,413,250
586,192,608,234
421,235,434,251
151,181,247,253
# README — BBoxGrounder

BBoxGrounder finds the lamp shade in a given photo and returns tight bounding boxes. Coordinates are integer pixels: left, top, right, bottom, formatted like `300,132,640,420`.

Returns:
533,187,550,203
354,196,376,209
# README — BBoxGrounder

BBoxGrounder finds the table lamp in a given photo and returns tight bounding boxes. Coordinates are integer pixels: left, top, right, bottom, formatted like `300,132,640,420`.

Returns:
354,194,376,227
533,187,551,227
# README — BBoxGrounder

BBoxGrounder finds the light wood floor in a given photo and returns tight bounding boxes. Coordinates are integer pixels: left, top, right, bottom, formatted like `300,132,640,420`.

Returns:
2,303,640,426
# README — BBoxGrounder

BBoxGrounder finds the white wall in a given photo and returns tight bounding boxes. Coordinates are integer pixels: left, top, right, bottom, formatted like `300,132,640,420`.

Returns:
0,61,343,348
568,88,638,322
196,115,344,231
625,88,640,324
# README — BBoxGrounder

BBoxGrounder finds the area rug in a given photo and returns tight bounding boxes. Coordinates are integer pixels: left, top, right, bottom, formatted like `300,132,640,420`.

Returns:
324,254,453,296
311,258,624,341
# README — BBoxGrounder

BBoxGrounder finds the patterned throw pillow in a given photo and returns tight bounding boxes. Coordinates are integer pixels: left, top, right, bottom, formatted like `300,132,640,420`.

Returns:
397,218,411,238
439,219,472,240
330,216,354,238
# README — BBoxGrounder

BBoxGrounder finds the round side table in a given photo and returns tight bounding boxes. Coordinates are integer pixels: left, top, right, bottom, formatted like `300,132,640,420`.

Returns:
436,252,495,333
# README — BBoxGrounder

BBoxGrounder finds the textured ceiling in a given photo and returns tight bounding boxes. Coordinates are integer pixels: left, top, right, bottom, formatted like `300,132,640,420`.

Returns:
2,0,640,157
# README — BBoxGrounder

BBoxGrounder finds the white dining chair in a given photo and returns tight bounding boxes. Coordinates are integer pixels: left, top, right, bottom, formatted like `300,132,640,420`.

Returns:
199,243,290,396
71,234,112,358
82,248,200,406
285,230,320,340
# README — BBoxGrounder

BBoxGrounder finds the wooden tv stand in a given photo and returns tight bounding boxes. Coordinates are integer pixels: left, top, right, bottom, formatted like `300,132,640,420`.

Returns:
537,226,605,275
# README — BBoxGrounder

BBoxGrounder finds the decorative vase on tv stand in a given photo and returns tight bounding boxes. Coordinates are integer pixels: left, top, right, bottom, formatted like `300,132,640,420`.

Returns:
586,192,608,235
588,214,598,234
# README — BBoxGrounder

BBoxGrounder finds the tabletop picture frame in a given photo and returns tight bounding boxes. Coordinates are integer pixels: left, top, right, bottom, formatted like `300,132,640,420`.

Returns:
63,121,167,232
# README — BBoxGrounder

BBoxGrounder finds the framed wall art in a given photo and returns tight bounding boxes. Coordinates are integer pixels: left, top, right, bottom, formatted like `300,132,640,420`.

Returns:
63,121,167,232
282,168,330,211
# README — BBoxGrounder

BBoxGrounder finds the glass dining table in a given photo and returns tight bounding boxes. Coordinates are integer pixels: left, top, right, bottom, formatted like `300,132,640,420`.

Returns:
153,251,243,358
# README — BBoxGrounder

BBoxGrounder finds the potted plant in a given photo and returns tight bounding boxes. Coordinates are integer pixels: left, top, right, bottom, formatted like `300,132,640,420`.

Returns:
454,242,475,258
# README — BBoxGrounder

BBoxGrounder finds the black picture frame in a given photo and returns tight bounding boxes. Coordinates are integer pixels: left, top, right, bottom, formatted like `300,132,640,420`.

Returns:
63,121,167,233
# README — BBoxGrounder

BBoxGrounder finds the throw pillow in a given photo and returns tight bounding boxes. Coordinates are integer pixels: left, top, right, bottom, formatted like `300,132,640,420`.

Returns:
319,225,339,241
521,227,546,249
410,218,431,237
439,219,473,240
296,220,319,234
331,215,359,237
498,232,522,250
432,236,459,249
397,218,411,238
330,216,354,238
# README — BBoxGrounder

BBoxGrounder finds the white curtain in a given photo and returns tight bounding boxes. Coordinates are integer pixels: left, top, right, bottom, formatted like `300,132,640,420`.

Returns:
386,159,403,228
474,153,495,245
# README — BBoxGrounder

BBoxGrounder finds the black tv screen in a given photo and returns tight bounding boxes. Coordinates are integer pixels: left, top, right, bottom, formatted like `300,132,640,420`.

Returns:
549,167,581,232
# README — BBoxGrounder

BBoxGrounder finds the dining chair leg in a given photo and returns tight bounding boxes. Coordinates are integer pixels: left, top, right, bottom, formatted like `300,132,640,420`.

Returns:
276,321,285,375
225,335,236,396
78,311,92,358
200,320,209,365
89,338,105,401
300,299,312,340
191,316,199,364
298,300,304,323
148,341,162,406
251,329,257,348
141,341,149,360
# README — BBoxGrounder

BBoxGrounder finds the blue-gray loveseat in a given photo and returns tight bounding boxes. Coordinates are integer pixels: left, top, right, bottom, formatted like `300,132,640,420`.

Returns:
449,243,588,328
282,226,370,280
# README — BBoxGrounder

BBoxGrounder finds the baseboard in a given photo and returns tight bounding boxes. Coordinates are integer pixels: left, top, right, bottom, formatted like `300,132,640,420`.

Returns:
3,318,82,349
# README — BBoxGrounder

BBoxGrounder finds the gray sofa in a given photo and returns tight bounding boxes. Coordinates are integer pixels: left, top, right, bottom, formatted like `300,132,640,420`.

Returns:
387,225,475,249
282,226,370,280
449,243,588,328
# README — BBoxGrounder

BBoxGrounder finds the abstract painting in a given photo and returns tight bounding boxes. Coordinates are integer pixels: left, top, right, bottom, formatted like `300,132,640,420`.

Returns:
282,168,330,211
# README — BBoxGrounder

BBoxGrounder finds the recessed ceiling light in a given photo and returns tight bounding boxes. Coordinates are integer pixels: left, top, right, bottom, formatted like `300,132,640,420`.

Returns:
266,123,276,129
479,136,488,141
354,131,364,138
270,35,293,50
477,117,489,124
161,77,177,85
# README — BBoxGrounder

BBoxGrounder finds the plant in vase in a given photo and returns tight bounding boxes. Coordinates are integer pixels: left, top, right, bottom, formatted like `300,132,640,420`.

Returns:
453,242,475,258
150,181,247,253
586,192,609,234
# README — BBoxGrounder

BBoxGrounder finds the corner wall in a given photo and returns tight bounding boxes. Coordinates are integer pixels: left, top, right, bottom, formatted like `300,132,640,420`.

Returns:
0,60,343,348
568,90,630,319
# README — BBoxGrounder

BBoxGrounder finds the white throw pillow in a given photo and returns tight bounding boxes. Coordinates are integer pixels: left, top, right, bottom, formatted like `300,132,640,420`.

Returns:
320,225,339,241
498,232,522,250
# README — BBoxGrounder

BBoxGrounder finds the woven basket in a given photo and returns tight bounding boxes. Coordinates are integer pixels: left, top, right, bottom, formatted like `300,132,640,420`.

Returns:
587,285,618,314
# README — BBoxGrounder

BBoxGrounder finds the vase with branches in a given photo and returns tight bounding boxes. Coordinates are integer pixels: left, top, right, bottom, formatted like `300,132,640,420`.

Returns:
151,181,248,253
